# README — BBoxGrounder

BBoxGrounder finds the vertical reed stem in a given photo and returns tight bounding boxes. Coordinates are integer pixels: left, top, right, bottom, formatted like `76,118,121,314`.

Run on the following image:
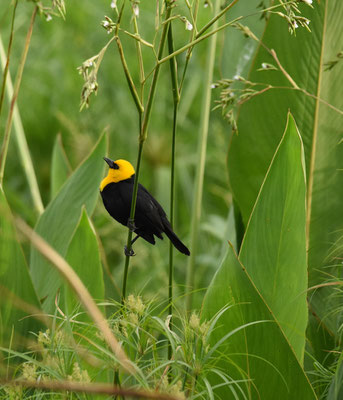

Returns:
0,5,43,214
167,22,179,363
168,106,177,359
0,6,38,183
140,3,173,142
121,1,173,303
121,123,143,305
185,0,220,311
0,0,18,117
132,15,145,100
179,0,199,93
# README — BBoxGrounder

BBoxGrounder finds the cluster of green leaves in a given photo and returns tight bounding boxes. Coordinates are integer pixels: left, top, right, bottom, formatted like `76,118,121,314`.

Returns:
210,0,343,398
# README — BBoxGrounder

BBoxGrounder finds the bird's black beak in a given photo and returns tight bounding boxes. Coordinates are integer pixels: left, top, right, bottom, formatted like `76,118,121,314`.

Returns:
103,157,115,168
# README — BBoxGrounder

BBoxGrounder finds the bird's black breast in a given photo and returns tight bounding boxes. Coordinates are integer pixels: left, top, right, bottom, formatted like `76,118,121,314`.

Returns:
100,180,132,226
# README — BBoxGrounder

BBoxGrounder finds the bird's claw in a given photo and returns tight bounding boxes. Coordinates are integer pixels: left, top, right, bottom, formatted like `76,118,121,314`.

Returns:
124,246,135,257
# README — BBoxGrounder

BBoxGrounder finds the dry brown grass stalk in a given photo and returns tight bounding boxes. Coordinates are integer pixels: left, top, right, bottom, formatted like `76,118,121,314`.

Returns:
0,379,182,400
15,218,135,375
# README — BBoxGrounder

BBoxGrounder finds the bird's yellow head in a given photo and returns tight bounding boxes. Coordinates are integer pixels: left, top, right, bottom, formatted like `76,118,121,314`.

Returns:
100,158,135,191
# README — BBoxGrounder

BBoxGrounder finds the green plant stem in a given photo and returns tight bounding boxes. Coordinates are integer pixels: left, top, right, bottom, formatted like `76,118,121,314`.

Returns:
114,1,143,115
115,0,125,35
0,36,44,214
160,0,289,72
168,105,178,362
121,135,143,305
115,37,144,114
186,0,220,312
0,6,37,182
114,369,121,400
0,0,17,118
121,2,174,304
140,2,173,142
167,24,180,106
196,0,240,38
167,22,179,363
157,15,243,67
179,0,199,93
132,15,145,101
114,2,144,305
0,8,43,216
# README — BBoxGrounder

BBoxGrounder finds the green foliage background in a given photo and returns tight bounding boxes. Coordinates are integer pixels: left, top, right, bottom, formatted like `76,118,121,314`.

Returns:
1,0,232,306
1,0,343,398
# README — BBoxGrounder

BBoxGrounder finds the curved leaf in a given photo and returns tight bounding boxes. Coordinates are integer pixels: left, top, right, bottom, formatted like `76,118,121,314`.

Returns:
228,2,329,223
227,0,343,343
63,208,104,319
50,134,71,199
239,114,307,362
30,134,107,313
202,245,316,399
0,187,42,347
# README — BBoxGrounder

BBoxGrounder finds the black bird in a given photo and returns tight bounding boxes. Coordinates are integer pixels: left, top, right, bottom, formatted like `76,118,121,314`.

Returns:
100,157,190,256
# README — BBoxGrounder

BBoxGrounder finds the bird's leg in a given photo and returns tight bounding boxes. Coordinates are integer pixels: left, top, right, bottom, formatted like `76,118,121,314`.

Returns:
131,235,140,246
124,218,137,256
124,235,139,257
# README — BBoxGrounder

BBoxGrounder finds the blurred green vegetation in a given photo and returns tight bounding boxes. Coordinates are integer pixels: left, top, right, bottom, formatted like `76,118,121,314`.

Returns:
1,0,259,309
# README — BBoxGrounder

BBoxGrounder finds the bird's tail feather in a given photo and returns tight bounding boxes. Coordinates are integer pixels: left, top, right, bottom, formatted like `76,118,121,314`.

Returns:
164,225,190,256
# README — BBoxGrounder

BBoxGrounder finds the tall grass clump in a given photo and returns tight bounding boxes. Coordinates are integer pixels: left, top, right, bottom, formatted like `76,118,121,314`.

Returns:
0,295,250,399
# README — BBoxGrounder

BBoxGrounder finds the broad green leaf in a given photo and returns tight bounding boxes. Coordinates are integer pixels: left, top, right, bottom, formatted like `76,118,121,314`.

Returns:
227,1,343,345
202,245,316,400
50,134,71,199
221,206,237,256
30,134,107,313
306,0,343,338
239,114,307,362
63,208,104,319
0,186,42,347
228,2,329,224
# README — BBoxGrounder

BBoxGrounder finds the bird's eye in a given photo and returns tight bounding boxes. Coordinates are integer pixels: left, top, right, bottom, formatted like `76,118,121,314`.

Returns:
113,163,119,170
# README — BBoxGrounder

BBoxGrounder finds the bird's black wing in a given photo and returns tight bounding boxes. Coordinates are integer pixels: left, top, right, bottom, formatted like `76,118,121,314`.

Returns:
114,181,164,244
138,184,190,255
134,183,165,240
115,180,189,254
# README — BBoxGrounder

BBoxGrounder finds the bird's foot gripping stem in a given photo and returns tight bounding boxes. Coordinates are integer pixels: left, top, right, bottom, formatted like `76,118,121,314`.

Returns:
127,218,137,232
124,234,139,257
124,246,136,257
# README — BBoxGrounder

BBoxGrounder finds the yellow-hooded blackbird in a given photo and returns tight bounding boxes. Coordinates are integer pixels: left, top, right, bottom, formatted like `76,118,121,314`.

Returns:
100,157,190,256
